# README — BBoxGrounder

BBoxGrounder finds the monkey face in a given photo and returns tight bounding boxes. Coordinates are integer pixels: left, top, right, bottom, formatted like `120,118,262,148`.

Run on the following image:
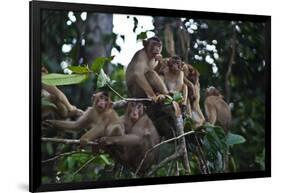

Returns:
128,102,144,122
143,37,162,59
93,92,112,112
168,58,182,73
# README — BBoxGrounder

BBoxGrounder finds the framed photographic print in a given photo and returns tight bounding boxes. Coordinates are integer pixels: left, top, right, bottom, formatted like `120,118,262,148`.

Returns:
29,0,271,192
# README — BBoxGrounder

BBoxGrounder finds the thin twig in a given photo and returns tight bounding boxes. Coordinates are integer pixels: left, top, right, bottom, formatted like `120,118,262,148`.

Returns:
72,156,96,177
147,151,181,176
41,137,98,145
135,130,195,176
41,150,92,163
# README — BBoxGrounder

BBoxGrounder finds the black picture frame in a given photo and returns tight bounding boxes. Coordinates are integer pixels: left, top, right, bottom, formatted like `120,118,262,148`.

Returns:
29,0,271,192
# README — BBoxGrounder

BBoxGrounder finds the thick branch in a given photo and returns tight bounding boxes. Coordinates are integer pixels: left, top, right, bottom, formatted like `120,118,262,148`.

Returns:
174,115,191,174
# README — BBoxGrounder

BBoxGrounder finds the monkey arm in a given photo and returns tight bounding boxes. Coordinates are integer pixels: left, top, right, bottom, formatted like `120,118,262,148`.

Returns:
102,134,143,147
181,84,188,105
184,78,195,90
46,107,92,130
43,84,75,112
134,72,157,98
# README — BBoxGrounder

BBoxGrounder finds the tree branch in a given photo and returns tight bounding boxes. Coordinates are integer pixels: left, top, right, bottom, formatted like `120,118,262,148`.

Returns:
113,98,153,109
42,150,92,163
41,137,98,145
134,130,195,176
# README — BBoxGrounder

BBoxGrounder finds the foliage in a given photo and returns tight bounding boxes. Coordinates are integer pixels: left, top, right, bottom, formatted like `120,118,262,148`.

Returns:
41,11,266,182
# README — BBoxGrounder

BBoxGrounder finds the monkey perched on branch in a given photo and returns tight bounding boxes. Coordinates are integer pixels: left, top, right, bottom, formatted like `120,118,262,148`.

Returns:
99,102,160,174
182,63,205,127
45,91,124,147
204,86,232,133
126,36,169,102
159,56,192,116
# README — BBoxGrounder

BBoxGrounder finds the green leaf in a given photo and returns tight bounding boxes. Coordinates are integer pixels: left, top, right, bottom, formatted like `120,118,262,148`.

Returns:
136,31,147,41
42,73,88,86
41,97,57,109
225,133,246,145
97,69,111,88
163,95,173,105
68,66,90,74
100,155,110,165
173,92,183,103
91,56,115,73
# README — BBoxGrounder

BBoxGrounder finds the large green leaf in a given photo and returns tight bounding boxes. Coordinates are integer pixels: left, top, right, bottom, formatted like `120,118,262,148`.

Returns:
226,133,246,145
91,56,114,73
42,73,88,86
68,66,90,74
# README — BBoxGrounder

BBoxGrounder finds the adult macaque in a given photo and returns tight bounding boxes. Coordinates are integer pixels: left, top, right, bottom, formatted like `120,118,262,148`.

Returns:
160,56,191,115
45,92,124,146
41,67,83,119
126,37,169,102
100,102,160,174
182,64,205,126
204,86,232,133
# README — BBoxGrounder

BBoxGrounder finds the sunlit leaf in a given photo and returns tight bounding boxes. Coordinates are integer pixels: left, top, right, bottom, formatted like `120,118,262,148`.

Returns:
173,92,183,103
97,69,111,88
91,56,115,73
42,73,88,86
68,66,90,74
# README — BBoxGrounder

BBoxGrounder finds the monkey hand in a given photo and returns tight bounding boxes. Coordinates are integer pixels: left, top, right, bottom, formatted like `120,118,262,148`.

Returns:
155,54,163,62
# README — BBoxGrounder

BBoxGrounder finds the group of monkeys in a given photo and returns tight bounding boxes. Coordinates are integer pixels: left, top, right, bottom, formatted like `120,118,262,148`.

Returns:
42,36,232,174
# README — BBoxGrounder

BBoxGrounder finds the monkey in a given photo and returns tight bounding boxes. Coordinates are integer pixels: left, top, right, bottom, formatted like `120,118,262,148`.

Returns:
182,63,205,127
41,67,83,119
160,56,192,116
204,86,232,133
99,102,160,174
204,86,232,172
44,91,124,147
126,36,169,102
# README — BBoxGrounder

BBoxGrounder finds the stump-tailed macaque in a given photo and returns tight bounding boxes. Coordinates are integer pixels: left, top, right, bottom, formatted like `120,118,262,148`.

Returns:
204,86,231,133
45,91,124,146
160,56,191,115
41,67,83,119
100,102,160,174
182,64,205,127
126,37,169,102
